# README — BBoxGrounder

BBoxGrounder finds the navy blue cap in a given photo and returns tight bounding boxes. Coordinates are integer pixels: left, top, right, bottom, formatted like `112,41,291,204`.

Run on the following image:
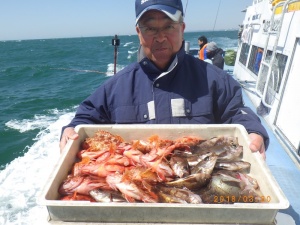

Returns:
135,0,184,24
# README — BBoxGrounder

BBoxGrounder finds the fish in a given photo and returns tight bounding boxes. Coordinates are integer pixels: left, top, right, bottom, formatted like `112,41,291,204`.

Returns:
77,148,111,161
190,154,218,175
123,166,160,184
174,151,214,167
192,136,243,162
106,173,159,203
157,192,188,203
124,147,175,181
214,161,251,171
58,175,111,196
203,170,262,203
58,130,263,206
175,136,204,147
193,136,239,155
83,130,124,152
158,186,203,204
89,189,126,202
169,155,190,178
208,171,242,199
61,193,96,202
76,161,126,177
216,145,243,162
147,134,174,149
166,173,211,190
103,153,134,167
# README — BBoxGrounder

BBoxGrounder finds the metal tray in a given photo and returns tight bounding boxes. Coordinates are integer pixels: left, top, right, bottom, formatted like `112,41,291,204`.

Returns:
38,124,289,224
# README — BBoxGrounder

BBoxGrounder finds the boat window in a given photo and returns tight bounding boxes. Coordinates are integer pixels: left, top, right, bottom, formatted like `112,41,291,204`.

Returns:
261,52,287,94
255,49,273,98
238,43,250,66
255,48,288,97
247,46,276,76
248,46,264,75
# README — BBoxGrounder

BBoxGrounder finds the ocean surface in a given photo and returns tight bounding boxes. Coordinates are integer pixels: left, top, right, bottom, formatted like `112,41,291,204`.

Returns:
0,30,240,224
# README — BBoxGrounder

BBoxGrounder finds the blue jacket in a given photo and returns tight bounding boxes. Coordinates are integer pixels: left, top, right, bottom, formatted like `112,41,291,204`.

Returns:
64,46,269,148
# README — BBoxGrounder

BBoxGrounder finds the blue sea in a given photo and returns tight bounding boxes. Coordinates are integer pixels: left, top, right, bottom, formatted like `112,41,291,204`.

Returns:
0,30,240,224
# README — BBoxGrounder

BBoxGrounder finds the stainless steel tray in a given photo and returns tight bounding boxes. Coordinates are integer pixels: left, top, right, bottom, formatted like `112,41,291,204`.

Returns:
38,124,289,224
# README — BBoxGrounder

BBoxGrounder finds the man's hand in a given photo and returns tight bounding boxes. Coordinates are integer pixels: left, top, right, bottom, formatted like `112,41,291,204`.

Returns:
248,133,266,160
59,127,79,153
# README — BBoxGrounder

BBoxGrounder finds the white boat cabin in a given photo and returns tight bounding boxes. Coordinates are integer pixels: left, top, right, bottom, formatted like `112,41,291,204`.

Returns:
234,0,300,158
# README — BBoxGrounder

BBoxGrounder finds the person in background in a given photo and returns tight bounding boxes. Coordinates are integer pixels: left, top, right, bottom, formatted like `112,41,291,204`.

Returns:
60,0,269,160
206,42,225,69
254,48,263,74
198,35,208,60
238,24,244,45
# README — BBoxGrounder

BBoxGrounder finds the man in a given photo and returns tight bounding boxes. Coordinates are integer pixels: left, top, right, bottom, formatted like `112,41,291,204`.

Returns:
206,42,225,69
60,0,268,159
254,48,263,74
198,35,208,60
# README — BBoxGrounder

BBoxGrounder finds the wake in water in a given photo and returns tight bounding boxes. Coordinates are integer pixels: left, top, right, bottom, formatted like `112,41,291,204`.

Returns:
49,63,126,77
0,110,75,225
50,67,108,75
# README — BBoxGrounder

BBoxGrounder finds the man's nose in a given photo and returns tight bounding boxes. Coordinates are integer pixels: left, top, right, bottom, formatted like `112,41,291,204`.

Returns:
155,29,166,41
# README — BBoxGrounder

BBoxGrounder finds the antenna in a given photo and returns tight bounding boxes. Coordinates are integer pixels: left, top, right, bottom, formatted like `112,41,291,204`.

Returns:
184,0,189,16
212,0,222,32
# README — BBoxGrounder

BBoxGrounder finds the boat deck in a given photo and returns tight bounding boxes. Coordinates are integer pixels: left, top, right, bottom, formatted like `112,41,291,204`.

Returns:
242,89,300,225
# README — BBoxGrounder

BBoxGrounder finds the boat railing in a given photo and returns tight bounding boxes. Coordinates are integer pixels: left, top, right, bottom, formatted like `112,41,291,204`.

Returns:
255,0,299,108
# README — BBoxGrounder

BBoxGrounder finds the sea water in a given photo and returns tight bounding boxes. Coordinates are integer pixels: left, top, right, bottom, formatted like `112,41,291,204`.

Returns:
0,30,240,224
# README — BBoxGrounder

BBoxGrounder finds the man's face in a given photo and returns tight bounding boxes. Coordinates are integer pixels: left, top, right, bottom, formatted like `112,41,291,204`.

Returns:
206,50,213,59
198,40,203,46
136,10,185,70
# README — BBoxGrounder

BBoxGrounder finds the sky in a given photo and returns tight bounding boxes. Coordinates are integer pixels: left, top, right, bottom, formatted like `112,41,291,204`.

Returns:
0,0,253,41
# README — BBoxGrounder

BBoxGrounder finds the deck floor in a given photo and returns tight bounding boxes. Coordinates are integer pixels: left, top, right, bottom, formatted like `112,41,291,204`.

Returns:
242,89,300,225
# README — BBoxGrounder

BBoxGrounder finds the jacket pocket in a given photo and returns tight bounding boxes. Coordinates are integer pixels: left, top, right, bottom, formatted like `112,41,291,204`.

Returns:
111,104,149,123
177,96,215,124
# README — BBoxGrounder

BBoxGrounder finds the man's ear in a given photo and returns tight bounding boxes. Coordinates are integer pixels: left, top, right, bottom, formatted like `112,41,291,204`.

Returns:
136,26,140,34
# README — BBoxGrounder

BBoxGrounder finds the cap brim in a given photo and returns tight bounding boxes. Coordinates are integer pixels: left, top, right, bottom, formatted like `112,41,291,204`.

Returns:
136,5,181,25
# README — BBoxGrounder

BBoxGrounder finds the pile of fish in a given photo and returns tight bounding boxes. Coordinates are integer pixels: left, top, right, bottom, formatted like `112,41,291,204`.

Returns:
58,130,264,204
